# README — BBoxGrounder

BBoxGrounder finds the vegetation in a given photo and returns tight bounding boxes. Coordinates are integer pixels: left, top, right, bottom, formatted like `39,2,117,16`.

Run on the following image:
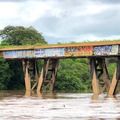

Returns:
0,26,47,90
55,59,91,92
0,26,116,92
0,26,47,45
0,58,11,90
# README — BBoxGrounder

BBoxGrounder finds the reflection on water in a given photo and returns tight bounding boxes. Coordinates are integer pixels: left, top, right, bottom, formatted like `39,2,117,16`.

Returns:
0,91,120,120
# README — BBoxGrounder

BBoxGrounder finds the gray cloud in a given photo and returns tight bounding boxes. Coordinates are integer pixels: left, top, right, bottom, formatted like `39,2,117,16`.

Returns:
34,0,120,43
97,0,120,4
0,0,120,43
0,0,25,2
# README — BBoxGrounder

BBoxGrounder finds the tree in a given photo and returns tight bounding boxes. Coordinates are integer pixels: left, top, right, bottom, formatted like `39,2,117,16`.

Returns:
0,26,47,45
0,26,47,90
55,59,91,92
0,58,12,90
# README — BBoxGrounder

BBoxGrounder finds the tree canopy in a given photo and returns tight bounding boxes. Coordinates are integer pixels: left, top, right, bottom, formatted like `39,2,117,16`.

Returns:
0,26,47,90
0,58,12,90
0,26,47,45
55,59,91,92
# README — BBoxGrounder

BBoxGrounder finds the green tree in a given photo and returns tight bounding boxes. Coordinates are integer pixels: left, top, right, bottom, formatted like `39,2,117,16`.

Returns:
55,59,91,92
0,58,12,90
0,26,47,45
0,26,47,90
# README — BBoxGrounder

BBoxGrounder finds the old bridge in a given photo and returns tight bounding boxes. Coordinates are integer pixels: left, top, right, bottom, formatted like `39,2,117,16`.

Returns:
0,41,120,98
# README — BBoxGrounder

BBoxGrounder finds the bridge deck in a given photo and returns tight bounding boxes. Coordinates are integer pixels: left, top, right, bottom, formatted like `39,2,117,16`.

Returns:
0,40,120,59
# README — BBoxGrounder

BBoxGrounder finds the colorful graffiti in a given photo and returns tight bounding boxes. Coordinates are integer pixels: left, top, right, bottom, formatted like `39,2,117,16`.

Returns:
65,46,93,56
2,45,119,59
35,48,64,57
93,45,119,55
3,50,34,58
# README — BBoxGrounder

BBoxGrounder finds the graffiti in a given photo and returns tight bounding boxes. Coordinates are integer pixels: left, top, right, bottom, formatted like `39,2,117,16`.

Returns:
3,51,17,58
34,49,45,57
65,46,93,56
3,50,34,58
2,45,119,58
44,48,64,57
35,48,65,58
111,45,119,55
94,45,119,55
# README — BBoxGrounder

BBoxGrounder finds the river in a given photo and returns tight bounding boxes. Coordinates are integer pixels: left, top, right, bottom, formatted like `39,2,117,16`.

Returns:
0,91,120,120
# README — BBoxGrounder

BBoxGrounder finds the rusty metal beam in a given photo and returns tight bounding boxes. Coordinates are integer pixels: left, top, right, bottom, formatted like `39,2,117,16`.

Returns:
101,59,110,92
37,68,44,93
40,59,59,92
90,57,112,99
108,57,120,97
108,69,117,97
90,58,100,99
24,60,31,96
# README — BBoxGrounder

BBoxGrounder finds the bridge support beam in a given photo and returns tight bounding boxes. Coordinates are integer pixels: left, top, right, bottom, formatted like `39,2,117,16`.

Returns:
22,60,31,96
41,58,59,92
22,58,59,96
22,59,41,96
108,57,120,97
90,58,100,99
90,57,110,99
37,68,43,94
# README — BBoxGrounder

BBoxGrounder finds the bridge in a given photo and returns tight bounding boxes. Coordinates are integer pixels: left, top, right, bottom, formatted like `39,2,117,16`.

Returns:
0,40,120,98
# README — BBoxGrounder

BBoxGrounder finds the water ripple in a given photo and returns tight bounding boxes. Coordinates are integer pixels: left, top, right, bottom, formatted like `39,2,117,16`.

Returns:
0,92,120,120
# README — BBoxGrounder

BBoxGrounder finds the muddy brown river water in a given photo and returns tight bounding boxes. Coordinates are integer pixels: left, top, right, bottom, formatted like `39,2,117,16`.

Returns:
0,91,120,120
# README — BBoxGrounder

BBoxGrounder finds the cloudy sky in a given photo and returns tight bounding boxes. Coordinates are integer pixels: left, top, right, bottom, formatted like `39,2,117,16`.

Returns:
0,0,120,43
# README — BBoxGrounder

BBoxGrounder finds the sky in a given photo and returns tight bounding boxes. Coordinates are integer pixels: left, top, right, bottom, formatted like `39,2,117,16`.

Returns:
0,0,120,44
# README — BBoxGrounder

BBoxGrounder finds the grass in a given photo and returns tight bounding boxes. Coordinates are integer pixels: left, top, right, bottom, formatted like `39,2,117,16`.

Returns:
0,39,120,51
